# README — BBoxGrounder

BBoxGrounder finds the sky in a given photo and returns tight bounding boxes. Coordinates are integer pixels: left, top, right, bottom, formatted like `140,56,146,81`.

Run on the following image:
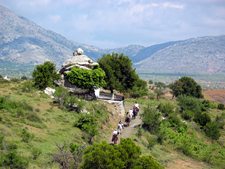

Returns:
0,0,225,48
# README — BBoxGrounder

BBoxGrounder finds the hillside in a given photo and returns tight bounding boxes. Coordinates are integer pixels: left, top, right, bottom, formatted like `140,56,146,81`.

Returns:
135,35,225,73
0,78,225,168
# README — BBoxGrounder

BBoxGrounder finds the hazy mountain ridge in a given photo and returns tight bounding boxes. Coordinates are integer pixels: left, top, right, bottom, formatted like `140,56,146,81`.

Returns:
135,35,225,73
1,5,225,73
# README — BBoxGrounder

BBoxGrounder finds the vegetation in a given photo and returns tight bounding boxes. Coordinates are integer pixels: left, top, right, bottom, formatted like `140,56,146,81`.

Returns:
1,67,225,168
80,138,164,169
169,76,203,98
98,53,148,98
65,65,106,91
32,61,61,90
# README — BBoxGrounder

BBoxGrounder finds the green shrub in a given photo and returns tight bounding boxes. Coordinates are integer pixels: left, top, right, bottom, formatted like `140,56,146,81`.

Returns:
3,151,29,169
181,110,194,121
26,113,42,123
65,65,106,90
10,78,21,83
140,104,161,133
31,147,42,160
203,122,221,140
177,95,202,113
0,79,10,85
147,135,157,149
21,128,35,143
218,103,225,110
157,102,175,116
21,76,28,80
19,80,35,93
194,112,211,127
167,114,181,127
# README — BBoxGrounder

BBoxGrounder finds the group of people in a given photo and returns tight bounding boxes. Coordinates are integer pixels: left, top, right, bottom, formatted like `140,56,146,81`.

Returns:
112,101,139,143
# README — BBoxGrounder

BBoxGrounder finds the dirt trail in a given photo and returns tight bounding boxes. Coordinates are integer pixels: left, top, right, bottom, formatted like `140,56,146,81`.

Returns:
107,105,143,144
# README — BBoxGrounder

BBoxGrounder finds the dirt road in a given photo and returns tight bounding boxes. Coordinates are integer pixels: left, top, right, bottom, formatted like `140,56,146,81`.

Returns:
107,105,143,144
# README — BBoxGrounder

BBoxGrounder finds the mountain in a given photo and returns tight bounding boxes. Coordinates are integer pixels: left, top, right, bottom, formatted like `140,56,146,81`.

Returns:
1,5,225,74
135,35,225,73
0,5,105,67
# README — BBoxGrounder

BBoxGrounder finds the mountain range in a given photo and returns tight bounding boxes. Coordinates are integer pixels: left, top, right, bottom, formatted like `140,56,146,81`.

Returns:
0,5,225,73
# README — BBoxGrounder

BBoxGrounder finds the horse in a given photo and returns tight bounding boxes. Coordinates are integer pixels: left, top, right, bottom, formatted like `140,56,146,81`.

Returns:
112,134,118,144
125,117,131,126
133,107,139,119
118,123,124,135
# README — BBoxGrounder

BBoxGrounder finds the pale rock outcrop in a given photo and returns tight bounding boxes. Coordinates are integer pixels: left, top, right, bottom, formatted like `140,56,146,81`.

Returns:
3,76,10,81
54,48,99,100
44,87,55,98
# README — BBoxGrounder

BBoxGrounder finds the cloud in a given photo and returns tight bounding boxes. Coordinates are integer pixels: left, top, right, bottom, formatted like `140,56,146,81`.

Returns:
48,15,61,23
162,2,184,9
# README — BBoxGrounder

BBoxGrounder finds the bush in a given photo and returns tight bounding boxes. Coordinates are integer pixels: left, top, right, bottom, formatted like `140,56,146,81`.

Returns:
19,80,35,93
11,78,20,83
26,113,42,123
167,114,181,127
203,122,221,140
218,103,225,110
194,112,211,127
31,147,42,160
147,135,157,149
3,151,29,169
157,102,175,116
21,128,35,143
177,95,202,113
181,110,194,121
140,104,161,133
21,76,28,80
65,65,106,90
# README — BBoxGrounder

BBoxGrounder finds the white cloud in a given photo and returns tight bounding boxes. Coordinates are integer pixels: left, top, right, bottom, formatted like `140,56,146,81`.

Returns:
48,15,61,23
162,2,184,9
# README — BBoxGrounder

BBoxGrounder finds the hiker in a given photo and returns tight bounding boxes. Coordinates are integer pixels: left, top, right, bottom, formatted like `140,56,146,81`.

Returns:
134,101,139,109
129,108,133,119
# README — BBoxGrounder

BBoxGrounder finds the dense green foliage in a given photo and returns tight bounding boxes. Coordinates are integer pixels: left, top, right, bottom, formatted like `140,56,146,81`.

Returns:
154,82,167,89
128,79,148,98
140,104,161,133
32,61,61,90
157,102,175,117
80,138,164,169
218,103,225,110
203,122,221,140
98,53,145,96
177,95,202,113
169,76,203,98
65,65,106,90
149,79,153,84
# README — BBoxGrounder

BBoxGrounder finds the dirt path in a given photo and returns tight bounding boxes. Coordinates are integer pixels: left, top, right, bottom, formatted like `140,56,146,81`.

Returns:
107,105,143,144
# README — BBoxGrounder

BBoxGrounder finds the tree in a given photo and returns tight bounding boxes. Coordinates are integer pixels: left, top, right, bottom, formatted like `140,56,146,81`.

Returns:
169,77,203,98
98,53,139,98
32,61,61,90
80,138,163,169
168,80,183,99
154,89,165,100
21,76,28,80
155,82,167,89
128,79,148,98
149,80,153,84
49,142,85,169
